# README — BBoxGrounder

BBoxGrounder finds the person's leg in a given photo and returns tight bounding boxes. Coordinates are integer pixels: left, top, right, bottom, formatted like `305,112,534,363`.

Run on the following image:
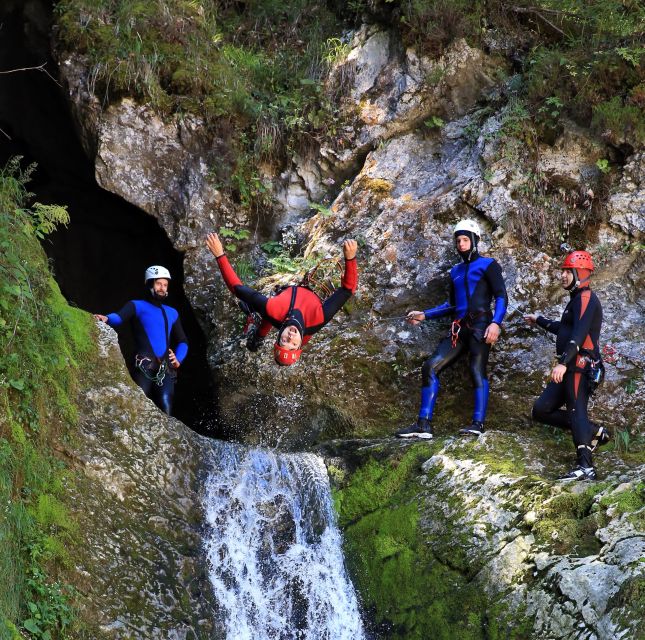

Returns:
563,370,595,476
151,372,175,416
133,366,154,400
396,336,465,438
531,381,569,429
459,330,491,435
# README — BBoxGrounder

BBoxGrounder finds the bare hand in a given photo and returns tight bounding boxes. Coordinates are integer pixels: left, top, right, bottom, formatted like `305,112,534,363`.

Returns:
551,363,566,383
406,311,425,326
484,322,500,344
343,239,358,260
94,314,108,323
168,349,180,369
206,232,224,258
524,313,538,325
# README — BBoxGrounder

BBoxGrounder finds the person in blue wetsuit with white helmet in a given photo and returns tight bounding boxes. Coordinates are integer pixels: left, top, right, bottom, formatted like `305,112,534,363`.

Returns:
94,265,188,416
395,219,507,439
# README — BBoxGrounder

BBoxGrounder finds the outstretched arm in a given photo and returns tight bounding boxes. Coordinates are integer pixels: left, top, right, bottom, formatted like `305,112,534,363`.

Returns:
206,232,269,315
321,239,358,324
94,301,136,327
407,280,455,325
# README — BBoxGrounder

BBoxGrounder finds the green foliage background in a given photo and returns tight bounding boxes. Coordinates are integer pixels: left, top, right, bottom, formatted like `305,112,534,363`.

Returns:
0,159,94,639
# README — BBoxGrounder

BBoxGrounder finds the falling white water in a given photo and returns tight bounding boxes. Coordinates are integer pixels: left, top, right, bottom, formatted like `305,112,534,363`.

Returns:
203,442,365,640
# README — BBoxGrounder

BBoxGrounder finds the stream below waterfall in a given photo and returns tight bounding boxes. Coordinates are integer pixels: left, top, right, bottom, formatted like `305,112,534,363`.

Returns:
203,442,365,640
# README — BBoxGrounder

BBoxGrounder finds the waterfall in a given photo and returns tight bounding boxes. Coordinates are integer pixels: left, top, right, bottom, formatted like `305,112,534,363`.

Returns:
203,442,365,640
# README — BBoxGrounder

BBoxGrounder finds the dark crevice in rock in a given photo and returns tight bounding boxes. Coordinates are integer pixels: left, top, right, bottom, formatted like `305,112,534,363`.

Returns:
0,0,221,436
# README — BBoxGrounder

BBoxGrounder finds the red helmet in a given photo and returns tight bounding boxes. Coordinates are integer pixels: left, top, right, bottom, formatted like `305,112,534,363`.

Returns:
273,343,302,366
561,251,594,271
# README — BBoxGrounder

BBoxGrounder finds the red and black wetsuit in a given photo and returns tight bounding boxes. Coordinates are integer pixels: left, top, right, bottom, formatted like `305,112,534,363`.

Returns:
532,285,603,468
215,254,358,345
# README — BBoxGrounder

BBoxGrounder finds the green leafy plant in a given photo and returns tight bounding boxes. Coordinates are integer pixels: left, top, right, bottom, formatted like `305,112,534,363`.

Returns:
309,202,334,217
596,158,611,174
424,115,445,129
624,379,638,395
233,258,256,281
1,158,87,636
614,429,631,453
260,240,283,256
219,227,250,253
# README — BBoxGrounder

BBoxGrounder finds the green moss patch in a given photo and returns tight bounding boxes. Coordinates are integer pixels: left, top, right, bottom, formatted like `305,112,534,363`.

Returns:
334,444,494,639
0,159,96,637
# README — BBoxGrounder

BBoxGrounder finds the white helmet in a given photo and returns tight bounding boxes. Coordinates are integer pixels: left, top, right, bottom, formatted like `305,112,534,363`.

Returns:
453,219,482,238
144,265,171,283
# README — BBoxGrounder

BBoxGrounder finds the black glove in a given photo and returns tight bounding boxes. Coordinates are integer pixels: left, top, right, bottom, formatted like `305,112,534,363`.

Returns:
246,333,264,352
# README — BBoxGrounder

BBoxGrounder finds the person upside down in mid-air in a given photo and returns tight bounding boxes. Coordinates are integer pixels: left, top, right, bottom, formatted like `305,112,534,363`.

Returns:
206,232,358,366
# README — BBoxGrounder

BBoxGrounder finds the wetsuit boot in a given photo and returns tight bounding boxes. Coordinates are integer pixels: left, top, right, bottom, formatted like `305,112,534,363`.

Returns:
459,380,488,436
459,420,485,437
395,379,438,439
558,465,597,481
559,444,596,481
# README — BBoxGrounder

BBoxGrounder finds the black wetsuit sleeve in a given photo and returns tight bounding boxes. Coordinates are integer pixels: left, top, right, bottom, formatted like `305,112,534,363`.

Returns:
321,287,352,326
233,285,269,317
170,316,189,363
486,260,508,325
536,315,560,335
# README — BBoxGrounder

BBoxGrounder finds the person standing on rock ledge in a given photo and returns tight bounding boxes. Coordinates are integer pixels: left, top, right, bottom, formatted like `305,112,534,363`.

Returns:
94,265,188,416
395,219,507,439
206,232,358,366
524,250,609,482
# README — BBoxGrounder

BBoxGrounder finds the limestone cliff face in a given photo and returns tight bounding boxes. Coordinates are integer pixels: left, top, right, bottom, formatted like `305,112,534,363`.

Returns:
55,28,644,446
53,21,644,640
64,323,222,639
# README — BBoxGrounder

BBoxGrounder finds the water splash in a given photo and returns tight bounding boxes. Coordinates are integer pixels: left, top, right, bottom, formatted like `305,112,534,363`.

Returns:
203,442,365,640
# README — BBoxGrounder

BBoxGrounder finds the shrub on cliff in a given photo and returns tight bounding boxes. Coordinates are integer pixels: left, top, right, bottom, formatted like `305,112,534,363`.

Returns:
0,158,93,639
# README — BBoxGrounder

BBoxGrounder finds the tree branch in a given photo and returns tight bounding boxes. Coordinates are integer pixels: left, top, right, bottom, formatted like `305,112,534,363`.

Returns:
0,62,61,86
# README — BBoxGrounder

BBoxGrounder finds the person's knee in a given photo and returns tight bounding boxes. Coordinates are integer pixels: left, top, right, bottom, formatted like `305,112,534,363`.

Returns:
422,358,441,386
469,364,487,388
531,400,545,421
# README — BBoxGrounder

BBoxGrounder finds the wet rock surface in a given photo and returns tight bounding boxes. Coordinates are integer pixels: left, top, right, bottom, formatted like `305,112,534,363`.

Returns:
65,323,222,639
321,436,645,640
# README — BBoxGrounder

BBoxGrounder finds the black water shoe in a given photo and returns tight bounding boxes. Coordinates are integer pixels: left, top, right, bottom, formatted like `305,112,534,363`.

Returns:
459,421,485,437
558,466,597,482
395,419,433,439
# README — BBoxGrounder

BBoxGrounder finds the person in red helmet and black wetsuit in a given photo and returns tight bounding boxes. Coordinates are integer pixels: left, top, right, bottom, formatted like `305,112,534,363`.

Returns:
525,250,609,481
206,232,358,366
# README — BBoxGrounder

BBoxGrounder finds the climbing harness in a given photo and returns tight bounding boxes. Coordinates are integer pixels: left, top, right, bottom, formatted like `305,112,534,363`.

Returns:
135,302,172,386
135,355,168,386
450,319,461,348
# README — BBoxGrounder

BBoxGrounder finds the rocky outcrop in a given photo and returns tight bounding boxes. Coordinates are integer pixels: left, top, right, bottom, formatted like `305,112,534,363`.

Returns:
55,17,645,443
323,436,645,640
63,323,222,639
607,151,645,238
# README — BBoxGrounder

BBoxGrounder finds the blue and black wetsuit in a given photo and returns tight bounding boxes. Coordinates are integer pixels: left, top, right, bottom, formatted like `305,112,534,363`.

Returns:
417,251,507,425
106,299,188,415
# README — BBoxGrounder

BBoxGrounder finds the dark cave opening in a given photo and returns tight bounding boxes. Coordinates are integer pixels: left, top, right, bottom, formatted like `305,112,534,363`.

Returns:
0,0,221,436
